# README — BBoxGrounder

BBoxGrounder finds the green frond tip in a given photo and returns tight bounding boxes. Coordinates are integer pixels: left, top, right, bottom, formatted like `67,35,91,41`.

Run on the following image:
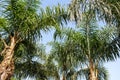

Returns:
0,18,7,28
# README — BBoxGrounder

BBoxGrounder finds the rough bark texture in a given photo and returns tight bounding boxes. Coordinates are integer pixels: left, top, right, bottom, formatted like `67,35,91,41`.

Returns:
0,36,16,80
89,60,98,80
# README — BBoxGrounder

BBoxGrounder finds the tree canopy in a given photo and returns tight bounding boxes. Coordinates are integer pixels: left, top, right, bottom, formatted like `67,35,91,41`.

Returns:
0,0,120,80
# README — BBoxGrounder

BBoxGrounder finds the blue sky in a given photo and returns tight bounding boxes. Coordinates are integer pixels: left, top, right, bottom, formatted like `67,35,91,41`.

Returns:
40,0,120,80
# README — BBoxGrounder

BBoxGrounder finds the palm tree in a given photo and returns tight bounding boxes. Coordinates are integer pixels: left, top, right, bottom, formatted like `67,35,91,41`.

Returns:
68,1,120,79
50,25,112,80
49,30,78,80
0,0,66,79
67,18,120,80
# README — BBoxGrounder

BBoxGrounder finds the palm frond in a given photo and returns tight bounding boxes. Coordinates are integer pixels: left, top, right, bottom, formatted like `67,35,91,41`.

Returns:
68,0,120,28
77,66,108,80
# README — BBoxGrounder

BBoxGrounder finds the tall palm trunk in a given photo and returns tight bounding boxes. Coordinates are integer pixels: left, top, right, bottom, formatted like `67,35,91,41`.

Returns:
85,16,98,80
89,60,98,80
0,36,16,80
62,71,66,80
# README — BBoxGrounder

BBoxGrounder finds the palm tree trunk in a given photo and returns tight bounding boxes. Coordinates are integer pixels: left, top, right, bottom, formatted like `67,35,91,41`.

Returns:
0,36,16,80
95,69,98,80
72,72,77,80
89,60,98,80
62,71,66,80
